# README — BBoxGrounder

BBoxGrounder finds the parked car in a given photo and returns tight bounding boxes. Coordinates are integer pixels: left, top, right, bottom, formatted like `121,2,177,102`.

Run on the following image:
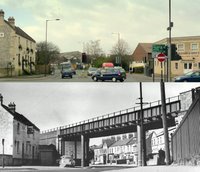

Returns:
91,68,125,82
174,70,200,82
61,68,73,79
87,67,98,76
114,66,127,79
59,155,75,167
71,68,76,75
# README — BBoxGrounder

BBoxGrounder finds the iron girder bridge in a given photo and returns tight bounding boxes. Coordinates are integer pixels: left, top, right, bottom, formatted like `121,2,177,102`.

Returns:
59,96,180,141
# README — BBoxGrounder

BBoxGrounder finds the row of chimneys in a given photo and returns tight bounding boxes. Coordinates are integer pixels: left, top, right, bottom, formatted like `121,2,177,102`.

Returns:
0,9,15,27
0,93,16,112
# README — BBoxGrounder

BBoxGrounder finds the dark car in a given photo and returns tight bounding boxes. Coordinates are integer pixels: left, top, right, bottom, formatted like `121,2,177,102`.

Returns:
61,68,73,79
87,67,98,76
91,68,125,82
114,66,127,79
174,70,200,82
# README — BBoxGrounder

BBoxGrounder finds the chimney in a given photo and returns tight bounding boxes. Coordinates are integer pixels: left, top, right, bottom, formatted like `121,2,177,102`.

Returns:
8,16,15,27
0,9,4,22
8,102,16,113
0,94,3,105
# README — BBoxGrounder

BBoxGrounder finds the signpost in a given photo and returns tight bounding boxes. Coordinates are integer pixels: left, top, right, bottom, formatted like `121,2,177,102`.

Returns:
157,53,167,62
152,44,168,82
156,53,167,82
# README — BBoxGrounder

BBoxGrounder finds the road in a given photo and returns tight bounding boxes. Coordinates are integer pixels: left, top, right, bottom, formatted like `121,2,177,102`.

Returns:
0,166,134,172
1,165,200,172
0,69,161,82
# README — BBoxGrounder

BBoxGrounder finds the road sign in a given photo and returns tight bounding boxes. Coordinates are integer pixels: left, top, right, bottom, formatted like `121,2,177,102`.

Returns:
157,53,166,62
152,44,168,58
152,44,167,52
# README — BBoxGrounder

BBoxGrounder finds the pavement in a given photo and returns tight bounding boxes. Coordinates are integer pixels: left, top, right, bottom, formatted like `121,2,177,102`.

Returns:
0,165,200,172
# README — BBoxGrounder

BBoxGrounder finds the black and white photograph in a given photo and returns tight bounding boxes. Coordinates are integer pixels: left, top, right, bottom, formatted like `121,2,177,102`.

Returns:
1,83,200,172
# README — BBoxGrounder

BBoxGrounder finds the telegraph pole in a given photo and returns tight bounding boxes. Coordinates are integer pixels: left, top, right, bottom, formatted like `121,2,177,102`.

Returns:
137,82,147,166
160,81,170,165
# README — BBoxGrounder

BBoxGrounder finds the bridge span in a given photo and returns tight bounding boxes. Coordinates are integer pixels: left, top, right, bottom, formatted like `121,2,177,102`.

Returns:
58,96,180,167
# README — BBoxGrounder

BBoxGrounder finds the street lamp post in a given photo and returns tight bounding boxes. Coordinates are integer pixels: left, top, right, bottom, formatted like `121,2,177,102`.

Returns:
167,0,173,81
112,32,121,65
44,19,60,76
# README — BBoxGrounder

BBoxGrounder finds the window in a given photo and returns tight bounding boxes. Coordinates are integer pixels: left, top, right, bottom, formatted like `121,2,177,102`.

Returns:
184,63,192,70
16,141,20,153
17,123,20,134
177,44,184,51
191,43,198,51
18,37,20,44
175,63,178,69
189,63,192,69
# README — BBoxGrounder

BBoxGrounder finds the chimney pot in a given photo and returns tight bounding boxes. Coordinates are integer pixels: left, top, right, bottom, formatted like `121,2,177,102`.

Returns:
8,102,16,112
0,9,4,21
8,16,15,27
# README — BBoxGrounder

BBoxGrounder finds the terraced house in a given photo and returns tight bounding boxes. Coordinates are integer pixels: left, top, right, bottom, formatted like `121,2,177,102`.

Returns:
0,94,40,166
0,10,36,77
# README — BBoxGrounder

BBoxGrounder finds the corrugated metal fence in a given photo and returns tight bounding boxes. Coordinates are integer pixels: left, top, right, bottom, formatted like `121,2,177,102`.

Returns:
171,88,200,165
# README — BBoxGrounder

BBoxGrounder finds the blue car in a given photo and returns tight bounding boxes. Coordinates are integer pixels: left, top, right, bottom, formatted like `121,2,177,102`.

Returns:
174,71,200,82
91,68,125,82
61,68,73,79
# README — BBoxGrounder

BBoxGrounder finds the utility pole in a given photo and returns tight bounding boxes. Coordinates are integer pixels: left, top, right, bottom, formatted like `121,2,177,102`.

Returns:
160,81,170,165
137,82,147,166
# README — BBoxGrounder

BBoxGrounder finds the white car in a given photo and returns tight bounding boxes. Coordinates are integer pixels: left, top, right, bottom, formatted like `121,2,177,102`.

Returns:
59,155,75,167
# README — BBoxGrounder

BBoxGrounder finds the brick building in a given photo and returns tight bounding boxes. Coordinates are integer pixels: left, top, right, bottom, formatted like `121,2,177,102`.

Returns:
129,43,153,76
0,9,36,77
0,94,40,166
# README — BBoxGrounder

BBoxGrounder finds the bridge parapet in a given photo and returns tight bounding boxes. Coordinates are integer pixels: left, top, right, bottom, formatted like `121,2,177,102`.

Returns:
59,96,180,139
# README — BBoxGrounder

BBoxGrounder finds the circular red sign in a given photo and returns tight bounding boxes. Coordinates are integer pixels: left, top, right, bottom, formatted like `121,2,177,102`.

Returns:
157,53,166,62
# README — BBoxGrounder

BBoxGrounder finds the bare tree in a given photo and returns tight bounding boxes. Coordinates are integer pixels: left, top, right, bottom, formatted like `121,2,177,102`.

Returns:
84,40,104,58
111,39,130,56
110,39,131,66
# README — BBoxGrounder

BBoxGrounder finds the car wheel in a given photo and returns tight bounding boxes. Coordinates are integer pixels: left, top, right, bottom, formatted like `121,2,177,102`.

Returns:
120,79,124,82
112,77,117,82
183,79,187,82
93,76,98,81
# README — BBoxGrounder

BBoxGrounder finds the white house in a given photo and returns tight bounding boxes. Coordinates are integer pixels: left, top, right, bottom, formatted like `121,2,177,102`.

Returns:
0,94,40,166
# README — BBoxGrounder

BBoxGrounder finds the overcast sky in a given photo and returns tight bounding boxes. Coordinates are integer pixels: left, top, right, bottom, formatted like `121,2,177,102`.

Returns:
1,0,200,54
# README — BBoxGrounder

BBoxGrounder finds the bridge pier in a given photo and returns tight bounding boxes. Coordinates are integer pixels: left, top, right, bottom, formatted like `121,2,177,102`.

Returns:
137,125,142,166
81,134,90,167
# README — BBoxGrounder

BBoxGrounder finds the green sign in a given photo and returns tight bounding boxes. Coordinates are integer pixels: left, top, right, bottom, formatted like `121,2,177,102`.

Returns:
152,44,168,53
152,44,168,58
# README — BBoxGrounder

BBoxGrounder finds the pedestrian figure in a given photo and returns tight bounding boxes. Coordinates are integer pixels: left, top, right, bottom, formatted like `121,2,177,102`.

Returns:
158,149,166,165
